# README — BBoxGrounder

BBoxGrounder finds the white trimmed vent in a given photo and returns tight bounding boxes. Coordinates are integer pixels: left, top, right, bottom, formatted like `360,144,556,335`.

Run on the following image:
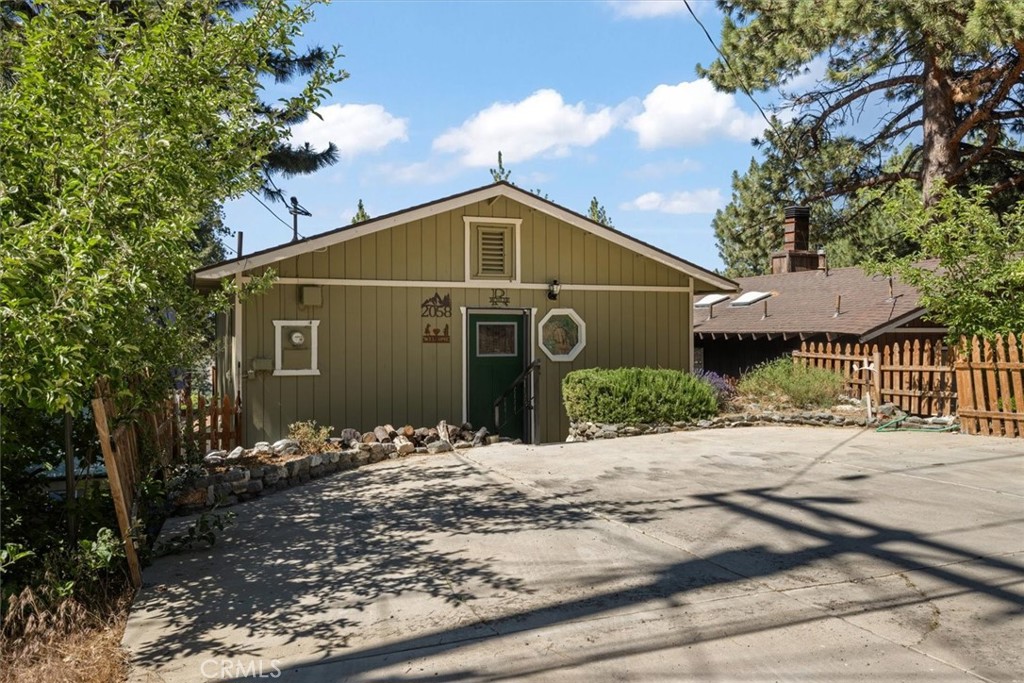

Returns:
476,226,511,278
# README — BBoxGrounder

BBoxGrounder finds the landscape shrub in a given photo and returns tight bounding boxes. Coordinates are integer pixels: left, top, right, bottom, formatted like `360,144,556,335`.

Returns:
737,358,846,408
562,367,718,425
288,420,333,454
693,370,736,408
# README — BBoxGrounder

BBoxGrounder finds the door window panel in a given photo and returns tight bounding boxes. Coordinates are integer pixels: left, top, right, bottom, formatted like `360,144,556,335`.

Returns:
477,322,518,357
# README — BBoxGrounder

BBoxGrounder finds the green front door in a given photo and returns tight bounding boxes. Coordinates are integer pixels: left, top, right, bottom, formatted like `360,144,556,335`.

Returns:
468,311,528,441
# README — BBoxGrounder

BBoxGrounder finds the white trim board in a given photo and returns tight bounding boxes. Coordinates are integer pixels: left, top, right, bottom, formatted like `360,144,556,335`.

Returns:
245,276,692,293
463,216,523,285
461,307,533,438
859,308,937,342
233,272,243,401
196,183,736,292
272,320,320,377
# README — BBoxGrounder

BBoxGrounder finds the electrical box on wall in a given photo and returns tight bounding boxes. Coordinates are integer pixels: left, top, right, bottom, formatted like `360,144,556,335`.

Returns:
300,286,322,307
251,357,273,372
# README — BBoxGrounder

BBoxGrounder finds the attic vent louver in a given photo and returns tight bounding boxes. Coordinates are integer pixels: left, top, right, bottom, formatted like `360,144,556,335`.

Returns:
475,225,512,278
479,231,505,273
730,291,772,307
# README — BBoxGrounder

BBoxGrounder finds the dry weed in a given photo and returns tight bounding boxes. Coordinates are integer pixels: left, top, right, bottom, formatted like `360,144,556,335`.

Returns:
0,587,131,683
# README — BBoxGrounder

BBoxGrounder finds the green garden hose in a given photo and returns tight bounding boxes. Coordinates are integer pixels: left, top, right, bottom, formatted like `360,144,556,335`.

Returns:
875,415,960,433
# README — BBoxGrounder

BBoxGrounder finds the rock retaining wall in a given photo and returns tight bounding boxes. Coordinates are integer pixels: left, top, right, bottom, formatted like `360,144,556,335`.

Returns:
170,438,487,516
568,411,958,441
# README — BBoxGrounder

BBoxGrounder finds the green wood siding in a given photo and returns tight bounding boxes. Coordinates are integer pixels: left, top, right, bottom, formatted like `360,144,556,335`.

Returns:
240,197,694,443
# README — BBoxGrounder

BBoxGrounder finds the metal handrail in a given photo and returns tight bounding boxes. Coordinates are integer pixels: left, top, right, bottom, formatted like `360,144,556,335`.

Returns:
493,359,541,437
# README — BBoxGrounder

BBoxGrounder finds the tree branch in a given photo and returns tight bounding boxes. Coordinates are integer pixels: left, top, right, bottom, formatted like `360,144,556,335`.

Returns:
990,173,1024,196
949,125,999,183
951,40,1024,145
860,100,923,150
810,171,917,201
807,75,922,131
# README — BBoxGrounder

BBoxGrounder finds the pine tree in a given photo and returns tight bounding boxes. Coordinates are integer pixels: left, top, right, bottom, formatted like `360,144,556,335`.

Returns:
587,197,613,227
490,151,512,183
351,199,370,224
701,0,1024,203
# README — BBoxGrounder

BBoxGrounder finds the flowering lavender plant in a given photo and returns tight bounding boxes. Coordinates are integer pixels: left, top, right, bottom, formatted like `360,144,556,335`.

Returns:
693,370,736,408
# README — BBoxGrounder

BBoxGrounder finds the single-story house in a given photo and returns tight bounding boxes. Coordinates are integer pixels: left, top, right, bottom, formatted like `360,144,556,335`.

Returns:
196,182,737,444
694,207,946,377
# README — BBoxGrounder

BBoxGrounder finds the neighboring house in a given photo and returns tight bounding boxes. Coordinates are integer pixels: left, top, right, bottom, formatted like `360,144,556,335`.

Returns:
196,182,736,444
694,207,946,378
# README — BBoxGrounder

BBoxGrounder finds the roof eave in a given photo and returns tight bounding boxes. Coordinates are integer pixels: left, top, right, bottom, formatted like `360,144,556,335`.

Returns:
194,182,739,292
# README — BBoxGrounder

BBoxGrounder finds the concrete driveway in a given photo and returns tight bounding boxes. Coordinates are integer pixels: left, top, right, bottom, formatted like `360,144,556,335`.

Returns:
124,427,1024,682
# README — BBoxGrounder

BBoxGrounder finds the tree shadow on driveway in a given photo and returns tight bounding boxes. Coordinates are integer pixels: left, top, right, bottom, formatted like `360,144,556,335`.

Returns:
129,457,703,668
128,451,1024,681
257,481,1024,681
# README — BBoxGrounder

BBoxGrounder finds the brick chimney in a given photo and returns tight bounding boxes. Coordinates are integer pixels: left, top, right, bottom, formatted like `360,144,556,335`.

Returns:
782,205,809,251
771,205,821,274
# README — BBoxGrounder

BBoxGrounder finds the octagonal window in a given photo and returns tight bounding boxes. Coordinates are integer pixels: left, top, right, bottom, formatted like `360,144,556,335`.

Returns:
538,308,586,362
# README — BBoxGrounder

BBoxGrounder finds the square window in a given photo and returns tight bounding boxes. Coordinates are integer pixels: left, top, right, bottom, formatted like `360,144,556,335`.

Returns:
477,322,517,356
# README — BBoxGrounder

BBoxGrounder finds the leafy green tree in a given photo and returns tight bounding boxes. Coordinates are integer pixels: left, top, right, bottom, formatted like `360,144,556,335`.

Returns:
587,197,613,227
701,1,1024,203
867,182,1024,339
0,0,341,413
351,199,370,224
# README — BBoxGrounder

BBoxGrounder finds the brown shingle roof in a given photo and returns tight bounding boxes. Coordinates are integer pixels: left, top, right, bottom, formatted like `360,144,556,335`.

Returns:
693,264,940,340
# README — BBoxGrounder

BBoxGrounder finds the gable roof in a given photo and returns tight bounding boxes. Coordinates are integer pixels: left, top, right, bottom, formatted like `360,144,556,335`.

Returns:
195,181,737,292
693,263,943,342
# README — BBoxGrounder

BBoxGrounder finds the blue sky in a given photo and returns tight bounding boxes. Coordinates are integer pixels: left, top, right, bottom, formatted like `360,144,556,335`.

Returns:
224,0,792,272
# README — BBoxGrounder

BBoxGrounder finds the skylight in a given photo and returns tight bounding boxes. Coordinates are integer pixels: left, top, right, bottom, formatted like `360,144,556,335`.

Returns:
730,291,772,307
695,294,730,308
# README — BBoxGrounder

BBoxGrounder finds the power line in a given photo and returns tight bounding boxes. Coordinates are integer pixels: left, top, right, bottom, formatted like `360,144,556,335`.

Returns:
682,0,840,219
247,190,306,239
683,0,775,133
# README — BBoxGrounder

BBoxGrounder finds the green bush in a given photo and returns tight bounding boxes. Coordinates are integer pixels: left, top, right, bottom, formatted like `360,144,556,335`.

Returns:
562,368,718,425
737,358,846,408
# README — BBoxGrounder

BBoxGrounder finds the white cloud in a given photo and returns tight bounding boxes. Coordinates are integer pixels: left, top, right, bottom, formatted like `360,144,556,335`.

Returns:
782,55,829,91
627,80,765,148
607,0,689,18
621,188,724,214
433,89,618,167
373,160,460,185
628,159,703,179
289,104,408,159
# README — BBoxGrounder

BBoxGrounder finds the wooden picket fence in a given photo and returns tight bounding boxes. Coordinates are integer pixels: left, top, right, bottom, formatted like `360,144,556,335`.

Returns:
92,382,178,588
182,393,242,454
793,338,956,416
955,334,1024,438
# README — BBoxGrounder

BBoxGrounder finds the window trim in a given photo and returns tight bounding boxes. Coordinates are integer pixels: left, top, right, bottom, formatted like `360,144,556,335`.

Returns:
464,216,522,284
475,321,519,357
538,308,586,362
272,320,320,376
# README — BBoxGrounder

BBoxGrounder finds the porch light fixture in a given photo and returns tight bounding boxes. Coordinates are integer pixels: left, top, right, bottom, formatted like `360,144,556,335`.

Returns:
547,280,561,300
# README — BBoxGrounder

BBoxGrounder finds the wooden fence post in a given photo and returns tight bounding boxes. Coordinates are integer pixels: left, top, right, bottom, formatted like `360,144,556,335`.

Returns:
92,393,143,589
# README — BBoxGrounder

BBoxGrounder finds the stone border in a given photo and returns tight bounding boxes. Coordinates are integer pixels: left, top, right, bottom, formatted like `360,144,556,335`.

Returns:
169,440,482,516
567,411,959,441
